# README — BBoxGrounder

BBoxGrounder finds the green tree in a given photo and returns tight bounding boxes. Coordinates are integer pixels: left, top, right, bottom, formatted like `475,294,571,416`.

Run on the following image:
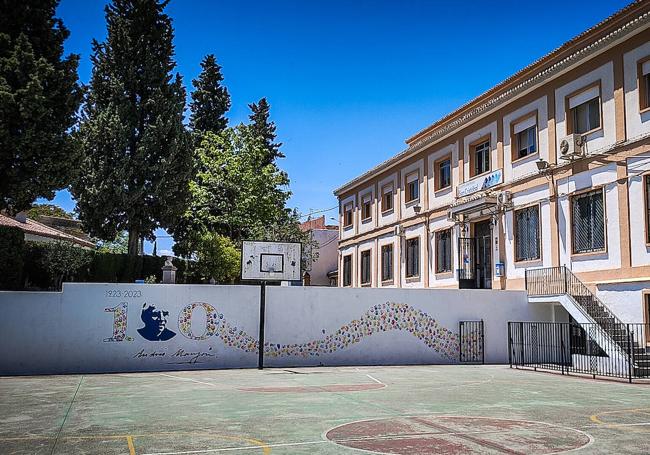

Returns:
0,0,82,215
27,203,74,220
96,231,128,254
72,0,191,256
39,241,92,291
248,97,284,165
171,126,291,256
194,232,240,283
190,54,230,134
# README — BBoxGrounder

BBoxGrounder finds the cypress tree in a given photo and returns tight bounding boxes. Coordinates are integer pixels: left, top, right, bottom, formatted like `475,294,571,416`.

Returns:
190,54,230,133
0,0,81,215
73,0,191,256
248,97,284,165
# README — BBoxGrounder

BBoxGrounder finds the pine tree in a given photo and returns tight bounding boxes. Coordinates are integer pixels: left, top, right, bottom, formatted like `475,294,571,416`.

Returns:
190,54,230,134
0,0,82,215
248,97,284,165
72,0,191,256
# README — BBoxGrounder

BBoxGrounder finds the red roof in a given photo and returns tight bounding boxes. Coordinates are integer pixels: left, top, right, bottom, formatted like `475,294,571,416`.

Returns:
300,215,338,232
0,213,95,248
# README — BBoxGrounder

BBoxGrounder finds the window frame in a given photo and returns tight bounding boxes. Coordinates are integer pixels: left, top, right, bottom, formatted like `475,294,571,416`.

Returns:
360,249,371,286
342,254,352,287
434,228,453,274
570,187,607,256
380,244,394,284
405,236,420,279
360,193,372,222
645,174,650,246
381,183,394,213
342,202,354,228
510,111,539,164
404,171,420,204
434,154,452,192
513,204,542,263
469,135,491,178
565,81,603,137
639,55,650,114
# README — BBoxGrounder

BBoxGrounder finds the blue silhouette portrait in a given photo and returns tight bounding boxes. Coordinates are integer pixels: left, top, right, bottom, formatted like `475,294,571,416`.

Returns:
137,304,176,341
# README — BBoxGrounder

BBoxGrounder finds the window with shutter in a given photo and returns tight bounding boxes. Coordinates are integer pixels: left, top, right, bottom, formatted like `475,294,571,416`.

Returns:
572,189,605,254
406,238,420,278
381,245,393,282
435,229,452,273
514,206,540,261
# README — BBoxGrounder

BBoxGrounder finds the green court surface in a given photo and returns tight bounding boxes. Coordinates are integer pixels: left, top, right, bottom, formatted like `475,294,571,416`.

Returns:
2,365,650,454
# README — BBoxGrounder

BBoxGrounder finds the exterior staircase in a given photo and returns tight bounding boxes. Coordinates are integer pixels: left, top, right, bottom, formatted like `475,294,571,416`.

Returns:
526,266,650,377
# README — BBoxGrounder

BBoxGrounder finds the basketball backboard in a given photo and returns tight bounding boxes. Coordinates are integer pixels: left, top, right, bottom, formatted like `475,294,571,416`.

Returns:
241,241,302,282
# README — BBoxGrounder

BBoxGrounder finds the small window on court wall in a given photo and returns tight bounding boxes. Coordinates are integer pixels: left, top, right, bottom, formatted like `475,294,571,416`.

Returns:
515,205,540,261
572,189,605,254
406,237,420,278
381,185,393,212
342,255,352,286
435,229,452,273
473,139,490,176
360,250,371,285
436,157,451,190
515,124,537,160
381,244,393,282
343,203,353,228
639,57,650,111
646,175,650,244
405,173,419,203
568,85,601,135
361,195,372,221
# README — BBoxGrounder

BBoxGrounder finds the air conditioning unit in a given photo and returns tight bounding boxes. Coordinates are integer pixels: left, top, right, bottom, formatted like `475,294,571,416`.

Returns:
559,134,584,160
497,191,512,207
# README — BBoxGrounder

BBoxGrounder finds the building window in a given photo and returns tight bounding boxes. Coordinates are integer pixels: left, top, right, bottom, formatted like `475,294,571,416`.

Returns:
361,195,372,221
572,189,605,254
435,229,452,273
646,175,650,244
381,185,393,212
405,237,419,278
514,206,540,261
342,255,352,286
639,57,650,112
571,97,600,135
381,244,393,282
515,125,537,160
360,250,371,285
343,203,353,228
436,156,451,190
472,139,490,176
405,173,419,203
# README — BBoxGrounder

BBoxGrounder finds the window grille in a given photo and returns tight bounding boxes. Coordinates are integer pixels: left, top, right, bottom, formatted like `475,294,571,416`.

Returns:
381,245,393,282
406,238,419,278
360,250,371,284
515,206,540,261
572,189,605,254
343,255,352,286
436,229,452,273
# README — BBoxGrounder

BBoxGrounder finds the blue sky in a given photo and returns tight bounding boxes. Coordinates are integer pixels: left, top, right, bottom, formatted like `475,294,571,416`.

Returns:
47,0,631,254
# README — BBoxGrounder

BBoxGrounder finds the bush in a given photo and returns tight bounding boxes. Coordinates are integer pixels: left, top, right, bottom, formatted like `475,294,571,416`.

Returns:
0,226,25,290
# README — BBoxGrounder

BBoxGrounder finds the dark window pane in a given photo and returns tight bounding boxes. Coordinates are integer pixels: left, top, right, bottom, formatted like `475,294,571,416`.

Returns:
343,255,352,286
515,206,540,261
406,238,419,278
360,251,371,284
572,189,605,254
381,245,393,282
436,229,452,273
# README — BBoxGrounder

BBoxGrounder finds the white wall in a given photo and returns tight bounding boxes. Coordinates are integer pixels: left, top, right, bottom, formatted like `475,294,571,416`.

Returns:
0,283,554,375
309,229,339,286
628,155,650,267
596,281,650,323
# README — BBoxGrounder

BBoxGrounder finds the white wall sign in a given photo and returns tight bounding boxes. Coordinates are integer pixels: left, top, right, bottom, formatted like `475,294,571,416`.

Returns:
241,241,302,281
457,169,503,197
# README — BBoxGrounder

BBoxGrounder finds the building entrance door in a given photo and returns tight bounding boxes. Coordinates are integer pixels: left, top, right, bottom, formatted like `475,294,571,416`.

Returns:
474,220,492,289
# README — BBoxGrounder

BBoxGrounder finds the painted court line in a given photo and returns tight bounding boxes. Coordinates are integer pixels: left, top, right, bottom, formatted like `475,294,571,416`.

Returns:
142,440,328,455
158,373,220,388
127,435,136,455
365,373,383,385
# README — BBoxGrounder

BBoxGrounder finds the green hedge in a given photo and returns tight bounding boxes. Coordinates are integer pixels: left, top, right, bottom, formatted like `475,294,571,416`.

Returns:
10,241,198,290
0,226,25,290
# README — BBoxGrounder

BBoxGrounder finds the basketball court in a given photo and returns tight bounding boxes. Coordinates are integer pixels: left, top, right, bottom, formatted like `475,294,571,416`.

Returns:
2,365,650,454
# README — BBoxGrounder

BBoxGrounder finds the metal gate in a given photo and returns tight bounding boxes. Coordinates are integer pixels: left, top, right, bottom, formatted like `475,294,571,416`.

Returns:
459,320,484,364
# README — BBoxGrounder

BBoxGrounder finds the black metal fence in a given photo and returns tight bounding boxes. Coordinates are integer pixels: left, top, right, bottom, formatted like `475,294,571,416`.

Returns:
459,320,484,364
508,321,650,382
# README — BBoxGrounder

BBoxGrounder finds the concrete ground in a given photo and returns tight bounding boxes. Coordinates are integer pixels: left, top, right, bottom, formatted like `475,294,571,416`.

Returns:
1,365,650,454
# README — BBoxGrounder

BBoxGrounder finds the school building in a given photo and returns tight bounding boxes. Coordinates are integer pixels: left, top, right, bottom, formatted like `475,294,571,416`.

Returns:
334,1,650,324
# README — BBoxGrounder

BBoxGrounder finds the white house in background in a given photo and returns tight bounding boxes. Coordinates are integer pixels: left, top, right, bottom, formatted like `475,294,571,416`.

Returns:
333,2,650,325
0,212,94,248
300,216,339,286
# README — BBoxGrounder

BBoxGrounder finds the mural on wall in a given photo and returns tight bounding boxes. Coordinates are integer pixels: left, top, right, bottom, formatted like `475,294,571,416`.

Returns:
103,299,461,361
137,304,176,341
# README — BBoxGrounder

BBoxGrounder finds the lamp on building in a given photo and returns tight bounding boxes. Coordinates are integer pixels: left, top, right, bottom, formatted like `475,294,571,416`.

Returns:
536,158,550,173
413,204,422,214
